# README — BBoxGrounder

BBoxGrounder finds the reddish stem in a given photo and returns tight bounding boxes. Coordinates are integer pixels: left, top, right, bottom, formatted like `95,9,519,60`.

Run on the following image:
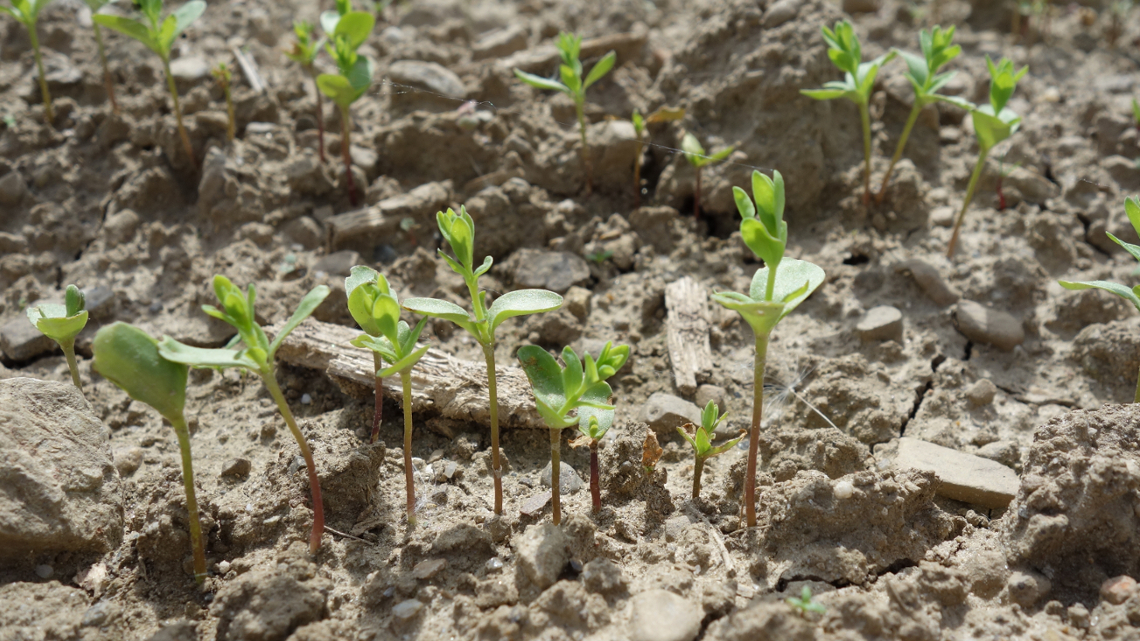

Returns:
590,441,600,513
340,104,358,206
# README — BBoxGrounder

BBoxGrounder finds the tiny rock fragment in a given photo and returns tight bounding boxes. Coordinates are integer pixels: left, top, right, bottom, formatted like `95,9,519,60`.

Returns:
1007,570,1051,607
763,0,798,27
519,491,552,517
856,305,903,342
540,461,582,494
695,384,726,410
1101,575,1138,605
893,437,1018,509
641,392,702,435
0,172,28,205
515,523,570,589
220,458,252,479
509,249,590,294
965,379,998,406
627,589,702,641
412,558,447,580
311,250,361,279
564,286,592,320
896,259,959,306
954,300,1025,351
391,599,424,620
472,25,528,61
114,447,144,476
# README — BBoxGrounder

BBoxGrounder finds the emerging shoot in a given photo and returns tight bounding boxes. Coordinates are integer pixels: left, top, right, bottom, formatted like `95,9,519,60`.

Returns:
92,322,205,584
83,0,119,114
711,170,825,527
801,20,896,205
1,0,56,123
211,62,236,143
345,266,431,526
677,401,742,500
570,414,609,514
26,284,88,391
157,276,331,554
681,132,734,219
631,106,683,207
787,586,827,617
285,20,327,162
404,207,563,516
514,32,616,194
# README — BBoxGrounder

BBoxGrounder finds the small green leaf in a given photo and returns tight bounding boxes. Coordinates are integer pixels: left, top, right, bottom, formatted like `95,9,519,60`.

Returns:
333,11,375,49
740,217,785,269
93,14,159,54
351,333,397,362
733,186,756,220
514,69,568,94
319,9,340,35
64,285,84,318
1125,197,1140,237
749,258,827,319
27,305,88,345
488,289,563,333
317,73,358,108
403,297,473,326
1107,231,1140,264
376,343,430,378
93,322,188,424
800,88,850,101
268,285,330,358
1059,279,1140,312
518,345,570,425
171,0,205,41
561,347,584,397
157,337,260,371
677,427,698,450
682,132,705,166
583,50,616,89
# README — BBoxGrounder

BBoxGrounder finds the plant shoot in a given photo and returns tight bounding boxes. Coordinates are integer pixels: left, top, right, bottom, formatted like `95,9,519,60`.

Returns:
681,132,733,219
286,20,327,162
1,0,56,123
26,284,88,391
631,106,683,207
677,401,742,500
211,61,235,143
83,0,120,114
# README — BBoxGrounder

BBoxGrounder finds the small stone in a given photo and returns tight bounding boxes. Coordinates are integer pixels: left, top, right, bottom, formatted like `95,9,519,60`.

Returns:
0,171,28,205
540,461,583,494
627,589,702,641
695,385,726,410
1101,575,1137,605
515,523,570,589
282,216,323,250
350,145,378,173
833,479,854,499
641,392,702,435
564,286,592,320
81,601,117,627
975,441,1019,470
965,379,997,406
510,249,591,293
472,25,528,61
663,514,693,542
286,151,334,196
519,491,552,517
0,231,27,253
236,223,274,246
842,0,879,11
313,250,361,278
474,578,518,608
856,305,903,342
412,558,447,580
169,55,210,83
763,0,798,27
388,60,465,98
392,599,423,619
894,437,1018,509
0,318,55,361
930,206,956,227
1007,570,1051,607
581,558,625,594
114,447,144,476
35,564,53,578
954,300,1025,351
220,458,252,478
897,259,959,306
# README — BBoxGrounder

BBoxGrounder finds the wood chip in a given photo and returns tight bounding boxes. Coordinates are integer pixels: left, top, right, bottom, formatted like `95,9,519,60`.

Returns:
665,277,712,396
231,46,266,94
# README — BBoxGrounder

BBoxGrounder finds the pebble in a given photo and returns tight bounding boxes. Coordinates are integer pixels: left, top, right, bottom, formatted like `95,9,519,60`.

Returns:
0,318,54,361
515,523,569,589
220,458,252,479
894,437,1018,509
1007,570,1051,606
695,384,726,410
1101,575,1138,605
391,599,424,620
965,379,997,406
581,558,625,594
627,589,702,641
35,564,53,578
114,447,144,476
954,300,1025,351
300,393,312,405
485,557,504,571
412,558,447,580
0,171,27,205
641,392,702,435
510,249,591,294
519,491,552,517
388,60,465,98
312,250,361,279
540,461,583,494
169,55,210,82
563,286,592,320
471,25,528,61
897,259,959,306
833,479,854,499
856,305,903,342
763,0,798,27
930,206,956,227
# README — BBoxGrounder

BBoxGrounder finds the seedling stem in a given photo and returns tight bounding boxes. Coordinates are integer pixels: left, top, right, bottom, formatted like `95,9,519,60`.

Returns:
162,60,195,161
30,26,51,123
947,149,987,257
483,344,504,513
746,337,768,522
370,352,383,442
339,104,358,205
400,369,415,525
171,413,206,582
92,24,119,114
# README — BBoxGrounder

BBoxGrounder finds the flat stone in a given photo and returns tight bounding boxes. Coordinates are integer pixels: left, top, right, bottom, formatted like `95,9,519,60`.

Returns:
0,317,54,361
515,522,569,589
472,25,528,61
1101,575,1138,605
0,378,123,557
627,589,702,641
519,491,552,517
220,457,251,478
412,557,447,580
388,60,465,98
563,286,591,320
0,171,27,205
312,250,361,278
695,384,726,410
894,437,1018,509
954,300,1025,351
350,145,378,172
102,209,140,245
763,0,798,27
510,249,590,294
539,461,583,494
641,392,702,435
0,232,26,253
897,259,959,306
169,55,210,82
856,305,903,342
285,151,334,196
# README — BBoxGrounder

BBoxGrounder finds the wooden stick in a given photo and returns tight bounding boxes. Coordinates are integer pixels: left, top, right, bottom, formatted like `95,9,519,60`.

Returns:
665,277,712,396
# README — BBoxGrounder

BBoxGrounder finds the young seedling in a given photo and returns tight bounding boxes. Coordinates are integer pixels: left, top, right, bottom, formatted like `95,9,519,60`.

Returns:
876,26,961,203
83,0,119,114
345,266,430,525
677,401,743,500
157,276,331,554
26,284,88,391
92,322,205,583
1,0,56,123
570,414,609,513
211,62,235,143
712,170,825,528
404,207,563,516
518,342,628,524
1132,98,1139,133
94,0,205,164
285,20,327,162
995,154,1021,212
631,106,684,207
786,586,826,617
514,32,616,194
945,56,1027,258
801,20,896,205
316,1,375,206
1060,197,1140,402
681,132,734,219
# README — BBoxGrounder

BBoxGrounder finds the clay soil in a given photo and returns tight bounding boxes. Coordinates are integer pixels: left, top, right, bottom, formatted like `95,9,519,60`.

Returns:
4,0,1140,639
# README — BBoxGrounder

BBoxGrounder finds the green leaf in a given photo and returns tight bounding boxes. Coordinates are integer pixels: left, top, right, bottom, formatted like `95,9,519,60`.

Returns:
710,295,787,337
899,49,929,90
93,14,159,54
488,289,563,333
631,109,644,135
972,106,1019,151
171,0,205,41
93,322,188,424
701,400,718,430
64,285,85,318
403,297,476,333
437,208,475,272
345,265,380,299
1059,279,1140,312
268,285,330,358
514,69,568,94
733,186,756,220
518,345,571,427
334,11,375,50
682,132,705,166
27,305,88,345
561,347,583,396
1133,98,1140,125
582,50,615,89
740,217,785,270
351,333,397,362
695,427,711,453
559,64,580,94
677,427,697,450
576,387,614,434
473,255,494,278
376,343,430,378
708,146,734,162
705,433,745,458
317,73,357,108
157,337,260,371
749,258,827,319
1107,232,1140,264
319,9,340,35
1125,197,1140,237
800,88,848,101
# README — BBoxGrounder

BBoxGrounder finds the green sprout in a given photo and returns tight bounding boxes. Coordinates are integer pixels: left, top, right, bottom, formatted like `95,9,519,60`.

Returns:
786,586,826,617
681,132,734,219
712,170,825,528
518,342,628,524
631,106,684,207
346,266,430,526
316,0,375,207
876,25,961,203
801,20,896,205
1060,197,1140,402
26,284,88,391
285,20,327,163
514,32,616,194
403,207,563,516
92,322,205,584
82,0,119,114
586,249,613,264
945,56,1027,258
157,276,331,554
677,401,742,500
571,410,614,513
1,0,56,124
211,61,235,144
94,0,206,164
1132,98,1139,132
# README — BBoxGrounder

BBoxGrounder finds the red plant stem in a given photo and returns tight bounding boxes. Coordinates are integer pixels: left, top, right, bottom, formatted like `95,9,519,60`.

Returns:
401,370,416,526
370,352,383,443
263,372,324,553
482,344,504,515
590,441,600,513
692,455,705,500
340,104,358,206
997,174,1006,211
633,134,643,208
694,167,702,219
550,428,562,525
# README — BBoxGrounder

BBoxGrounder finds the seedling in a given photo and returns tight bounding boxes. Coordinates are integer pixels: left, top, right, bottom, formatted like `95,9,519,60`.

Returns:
631,106,684,207
83,0,119,114
712,170,825,527
345,266,430,525
404,207,563,516
681,132,734,219
995,154,1021,212
1,0,56,123
285,20,327,162
946,57,1027,258
94,0,206,164
570,414,609,513
157,276,331,553
316,1,375,206
586,249,613,264
92,322,205,583
514,32,616,194
1060,197,1140,402
787,586,826,617
876,26,961,203
518,342,628,524
211,62,235,143
677,401,742,500
1132,98,1139,132
801,20,896,205
26,284,88,391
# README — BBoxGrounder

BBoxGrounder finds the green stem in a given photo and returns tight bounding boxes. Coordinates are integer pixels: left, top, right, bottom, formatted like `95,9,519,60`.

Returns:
309,67,326,163
576,99,592,195
633,133,643,208
93,24,119,115
483,344,503,515
858,100,872,206
1134,364,1140,404
60,338,81,391
171,415,206,584
262,370,325,553
550,427,562,525
371,352,383,443
590,441,600,513
339,103,358,206
223,82,235,143
876,100,922,204
162,57,195,164
693,455,705,501
401,369,416,527
745,332,770,528
946,147,989,258
29,26,53,124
